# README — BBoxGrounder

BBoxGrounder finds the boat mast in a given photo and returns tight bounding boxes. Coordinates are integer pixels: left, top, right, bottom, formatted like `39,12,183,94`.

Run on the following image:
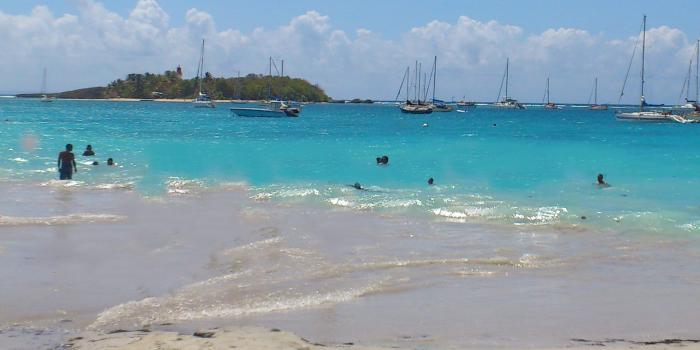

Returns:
197,39,205,96
268,56,272,100
546,77,550,104
696,39,699,102
41,68,47,95
432,56,437,103
505,57,509,100
594,77,598,105
414,61,418,103
640,15,646,111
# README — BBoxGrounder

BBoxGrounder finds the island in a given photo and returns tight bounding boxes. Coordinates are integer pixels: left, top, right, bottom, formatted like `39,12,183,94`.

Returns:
17,69,331,102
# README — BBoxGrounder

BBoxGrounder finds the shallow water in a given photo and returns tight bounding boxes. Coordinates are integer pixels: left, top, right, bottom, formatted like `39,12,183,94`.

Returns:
2,99,700,234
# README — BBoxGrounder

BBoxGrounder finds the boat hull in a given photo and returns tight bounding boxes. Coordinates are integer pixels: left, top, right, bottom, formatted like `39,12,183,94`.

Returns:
399,105,433,114
590,105,608,110
193,101,215,108
616,111,674,122
230,107,298,118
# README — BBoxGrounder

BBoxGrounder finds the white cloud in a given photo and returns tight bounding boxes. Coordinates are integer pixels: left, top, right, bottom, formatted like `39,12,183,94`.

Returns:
0,0,696,104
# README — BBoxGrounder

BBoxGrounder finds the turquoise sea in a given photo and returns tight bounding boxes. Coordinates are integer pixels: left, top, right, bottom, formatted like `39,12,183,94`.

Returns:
2,99,700,234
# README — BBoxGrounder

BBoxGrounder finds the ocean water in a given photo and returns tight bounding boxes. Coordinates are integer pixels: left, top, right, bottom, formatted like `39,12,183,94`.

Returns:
4,99,700,348
2,99,699,234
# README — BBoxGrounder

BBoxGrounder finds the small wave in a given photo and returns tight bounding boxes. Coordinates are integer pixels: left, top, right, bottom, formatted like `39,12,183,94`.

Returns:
513,206,568,225
94,182,134,190
165,177,204,195
27,167,56,174
251,188,319,201
0,213,125,226
327,197,354,207
40,179,84,188
10,157,28,163
90,282,384,329
432,208,467,219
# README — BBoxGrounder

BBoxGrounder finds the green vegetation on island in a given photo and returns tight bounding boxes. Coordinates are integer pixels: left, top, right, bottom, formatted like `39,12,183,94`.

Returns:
19,70,331,102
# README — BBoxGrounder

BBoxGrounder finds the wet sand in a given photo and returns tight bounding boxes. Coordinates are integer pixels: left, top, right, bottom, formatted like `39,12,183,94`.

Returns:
2,182,700,349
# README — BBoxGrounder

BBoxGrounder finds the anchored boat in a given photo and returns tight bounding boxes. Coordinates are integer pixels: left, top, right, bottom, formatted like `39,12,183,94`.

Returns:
230,100,300,118
493,58,524,109
192,39,215,108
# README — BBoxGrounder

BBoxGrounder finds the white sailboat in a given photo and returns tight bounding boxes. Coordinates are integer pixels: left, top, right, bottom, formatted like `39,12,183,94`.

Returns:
429,56,453,112
40,68,55,102
678,40,699,112
617,16,675,122
493,58,524,109
543,77,559,109
399,60,433,114
589,77,608,110
192,39,215,108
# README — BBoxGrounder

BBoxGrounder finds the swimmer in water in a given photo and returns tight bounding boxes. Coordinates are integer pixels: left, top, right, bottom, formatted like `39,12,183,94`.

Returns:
347,182,366,191
428,177,434,185
107,158,114,166
82,144,95,156
597,173,610,188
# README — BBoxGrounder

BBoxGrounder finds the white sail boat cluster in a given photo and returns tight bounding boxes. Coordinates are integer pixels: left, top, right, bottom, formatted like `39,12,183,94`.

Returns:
192,39,215,108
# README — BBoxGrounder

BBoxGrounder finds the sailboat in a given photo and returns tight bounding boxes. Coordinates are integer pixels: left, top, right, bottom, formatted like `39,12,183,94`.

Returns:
429,56,453,112
589,77,608,110
678,40,699,113
192,39,215,108
543,77,559,109
493,58,524,109
617,16,675,121
40,68,55,102
399,60,433,114
230,57,300,117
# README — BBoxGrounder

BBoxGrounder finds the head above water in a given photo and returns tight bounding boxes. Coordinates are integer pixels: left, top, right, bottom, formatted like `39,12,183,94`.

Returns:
107,158,114,166
597,173,605,184
353,182,362,190
428,177,434,185
65,144,73,151
86,145,92,150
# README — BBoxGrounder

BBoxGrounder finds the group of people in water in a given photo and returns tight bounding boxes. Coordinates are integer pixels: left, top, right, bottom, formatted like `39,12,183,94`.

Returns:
57,144,114,180
349,154,609,192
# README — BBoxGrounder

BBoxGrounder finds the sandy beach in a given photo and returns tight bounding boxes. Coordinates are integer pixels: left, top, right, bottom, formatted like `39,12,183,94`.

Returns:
2,180,700,349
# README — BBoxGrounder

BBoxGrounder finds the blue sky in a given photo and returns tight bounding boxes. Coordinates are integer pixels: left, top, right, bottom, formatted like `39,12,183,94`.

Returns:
0,1,698,103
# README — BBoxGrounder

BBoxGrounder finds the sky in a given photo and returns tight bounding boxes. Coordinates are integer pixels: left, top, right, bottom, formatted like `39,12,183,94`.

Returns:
1,0,699,104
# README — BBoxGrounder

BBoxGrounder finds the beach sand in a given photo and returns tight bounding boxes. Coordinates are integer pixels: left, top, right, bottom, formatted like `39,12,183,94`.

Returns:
65,327,700,350
2,182,700,349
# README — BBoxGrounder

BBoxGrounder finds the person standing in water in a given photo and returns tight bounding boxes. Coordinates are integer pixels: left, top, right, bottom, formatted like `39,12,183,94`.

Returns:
597,173,610,188
57,144,77,180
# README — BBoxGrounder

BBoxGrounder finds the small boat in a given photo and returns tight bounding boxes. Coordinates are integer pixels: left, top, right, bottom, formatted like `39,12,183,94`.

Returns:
431,99,453,112
589,77,607,110
230,100,299,117
678,40,699,112
192,39,215,108
616,16,676,122
457,101,476,108
543,77,559,109
40,68,55,102
493,58,525,109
